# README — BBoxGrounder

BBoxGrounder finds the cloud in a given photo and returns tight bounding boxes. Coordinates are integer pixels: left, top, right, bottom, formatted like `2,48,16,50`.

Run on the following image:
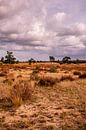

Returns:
57,23,86,36
0,0,26,19
0,0,86,60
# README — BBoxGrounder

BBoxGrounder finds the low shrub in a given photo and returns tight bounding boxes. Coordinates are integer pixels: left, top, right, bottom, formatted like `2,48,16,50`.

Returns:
30,70,39,81
73,71,81,75
0,72,7,77
32,69,39,74
60,75,74,81
48,66,57,73
35,65,41,71
38,76,57,86
9,80,33,107
79,73,86,79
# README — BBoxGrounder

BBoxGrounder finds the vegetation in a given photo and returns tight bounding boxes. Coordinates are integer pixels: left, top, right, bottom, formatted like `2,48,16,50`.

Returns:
0,57,86,130
48,66,57,73
10,80,33,107
79,73,86,79
30,70,39,81
38,76,57,86
62,56,71,63
0,51,86,64
28,58,35,65
1,51,16,64
1,57,4,63
60,75,74,81
73,71,81,75
49,56,55,62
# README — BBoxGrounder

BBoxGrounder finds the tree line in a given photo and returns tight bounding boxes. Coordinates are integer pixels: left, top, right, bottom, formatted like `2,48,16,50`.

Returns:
0,51,86,64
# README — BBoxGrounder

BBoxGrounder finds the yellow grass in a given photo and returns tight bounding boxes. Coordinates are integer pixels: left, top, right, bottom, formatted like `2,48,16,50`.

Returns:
0,63,86,130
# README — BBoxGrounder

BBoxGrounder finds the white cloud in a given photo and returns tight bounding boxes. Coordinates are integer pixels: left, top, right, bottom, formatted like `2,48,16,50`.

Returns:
55,12,66,23
0,0,86,60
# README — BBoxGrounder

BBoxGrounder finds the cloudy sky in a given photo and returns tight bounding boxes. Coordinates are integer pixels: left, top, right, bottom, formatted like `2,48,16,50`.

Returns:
0,0,86,61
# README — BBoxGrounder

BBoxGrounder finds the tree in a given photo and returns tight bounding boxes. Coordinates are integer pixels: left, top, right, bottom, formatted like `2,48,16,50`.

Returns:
4,51,16,64
1,57,4,63
49,56,55,62
28,58,35,65
62,56,71,63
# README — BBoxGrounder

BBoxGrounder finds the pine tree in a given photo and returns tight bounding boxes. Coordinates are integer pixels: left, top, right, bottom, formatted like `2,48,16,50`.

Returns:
4,51,16,64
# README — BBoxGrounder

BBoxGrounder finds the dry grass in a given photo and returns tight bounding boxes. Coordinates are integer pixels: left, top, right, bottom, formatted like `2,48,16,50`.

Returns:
38,76,57,86
60,75,74,81
0,79,34,108
48,66,57,73
0,63,86,130
73,71,81,76
79,73,86,79
9,80,34,107
3,78,14,86
30,70,39,81
0,72,7,77
60,63,86,72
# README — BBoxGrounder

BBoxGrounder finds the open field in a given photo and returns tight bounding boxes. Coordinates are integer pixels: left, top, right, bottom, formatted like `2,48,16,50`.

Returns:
0,63,86,130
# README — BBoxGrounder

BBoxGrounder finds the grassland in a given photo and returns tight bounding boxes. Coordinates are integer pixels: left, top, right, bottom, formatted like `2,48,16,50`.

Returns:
0,62,86,130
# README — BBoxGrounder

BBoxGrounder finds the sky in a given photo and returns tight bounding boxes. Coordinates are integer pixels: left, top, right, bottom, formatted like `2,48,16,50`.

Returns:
0,0,86,61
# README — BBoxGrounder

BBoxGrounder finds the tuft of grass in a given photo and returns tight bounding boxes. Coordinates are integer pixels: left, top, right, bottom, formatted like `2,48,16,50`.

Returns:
10,96,23,107
38,76,57,86
9,80,33,107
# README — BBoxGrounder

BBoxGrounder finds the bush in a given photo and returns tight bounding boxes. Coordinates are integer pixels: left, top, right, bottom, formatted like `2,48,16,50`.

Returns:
35,65,41,71
73,71,81,75
48,66,57,73
9,80,33,107
0,72,7,77
30,70,39,81
38,76,57,86
32,70,39,74
79,73,86,79
60,75,74,81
